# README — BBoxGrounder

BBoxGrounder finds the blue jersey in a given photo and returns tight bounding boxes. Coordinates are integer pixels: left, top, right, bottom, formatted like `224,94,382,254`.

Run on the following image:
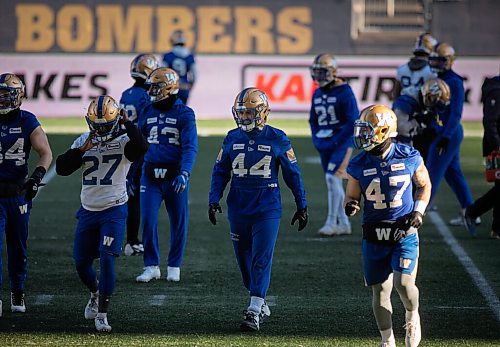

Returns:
0,110,40,182
162,49,196,86
209,125,307,221
309,83,358,152
120,86,150,126
139,99,197,174
347,144,422,224
433,69,465,139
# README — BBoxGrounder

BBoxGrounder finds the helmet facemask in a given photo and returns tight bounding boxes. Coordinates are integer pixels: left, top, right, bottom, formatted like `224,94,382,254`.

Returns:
232,105,263,132
0,74,25,115
86,96,122,142
353,105,398,152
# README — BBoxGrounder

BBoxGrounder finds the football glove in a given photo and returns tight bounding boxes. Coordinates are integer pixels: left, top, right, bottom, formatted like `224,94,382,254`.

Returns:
172,171,189,194
345,200,360,217
291,208,308,231
23,166,46,202
436,137,449,156
405,211,424,229
208,203,222,225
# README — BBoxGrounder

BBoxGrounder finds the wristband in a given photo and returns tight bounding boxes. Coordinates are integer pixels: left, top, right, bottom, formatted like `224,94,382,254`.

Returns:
413,200,427,215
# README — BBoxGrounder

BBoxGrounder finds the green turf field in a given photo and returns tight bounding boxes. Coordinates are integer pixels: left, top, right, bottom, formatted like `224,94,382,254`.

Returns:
0,123,499,346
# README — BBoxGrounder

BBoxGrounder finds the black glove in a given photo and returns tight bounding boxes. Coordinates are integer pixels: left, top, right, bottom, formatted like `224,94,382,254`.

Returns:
436,137,449,156
291,208,308,231
405,211,424,229
345,200,360,217
208,203,222,225
23,166,46,201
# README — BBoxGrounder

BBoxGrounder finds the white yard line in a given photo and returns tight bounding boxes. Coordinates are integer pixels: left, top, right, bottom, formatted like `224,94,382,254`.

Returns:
266,295,277,307
34,294,54,305
150,295,166,306
428,211,500,322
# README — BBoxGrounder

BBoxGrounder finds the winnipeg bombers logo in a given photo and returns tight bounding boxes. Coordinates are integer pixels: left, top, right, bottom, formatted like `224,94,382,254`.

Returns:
103,236,114,246
19,204,28,215
154,168,168,178
375,228,391,241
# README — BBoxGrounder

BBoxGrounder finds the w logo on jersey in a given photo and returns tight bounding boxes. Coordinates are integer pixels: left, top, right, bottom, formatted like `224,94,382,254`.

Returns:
19,204,28,215
154,168,168,178
103,236,114,246
375,228,391,241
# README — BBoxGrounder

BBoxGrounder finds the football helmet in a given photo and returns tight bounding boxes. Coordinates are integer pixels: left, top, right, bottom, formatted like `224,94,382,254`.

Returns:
429,42,456,73
130,54,159,80
0,73,25,115
353,104,398,151
232,87,270,132
146,67,179,103
413,32,437,56
86,95,122,142
421,78,451,109
170,30,186,46
310,53,338,87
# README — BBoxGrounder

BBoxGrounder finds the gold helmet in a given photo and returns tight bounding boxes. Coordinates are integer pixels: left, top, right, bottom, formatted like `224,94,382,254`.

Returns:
310,53,338,87
130,54,159,80
413,32,437,56
421,78,451,109
146,67,179,103
170,30,186,46
232,88,270,132
86,95,122,142
0,73,25,115
429,42,456,73
353,105,398,151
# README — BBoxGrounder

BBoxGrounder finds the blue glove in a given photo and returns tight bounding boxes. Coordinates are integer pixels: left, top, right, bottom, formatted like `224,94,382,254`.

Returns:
126,179,136,197
172,171,189,194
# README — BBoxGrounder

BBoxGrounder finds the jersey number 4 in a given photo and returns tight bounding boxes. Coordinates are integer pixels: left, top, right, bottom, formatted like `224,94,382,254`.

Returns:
148,126,180,145
232,153,272,178
0,138,26,166
365,174,411,209
82,154,122,186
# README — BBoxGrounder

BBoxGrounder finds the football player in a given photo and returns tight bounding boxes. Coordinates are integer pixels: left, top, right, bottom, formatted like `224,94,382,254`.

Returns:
56,95,147,332
208,87,308,332
0,73,52,315
135,67,198,283
427,45,477,228
393,32,437,145
345,105,431,347
309,53,358,236
162,30,197,105
120,54,159,256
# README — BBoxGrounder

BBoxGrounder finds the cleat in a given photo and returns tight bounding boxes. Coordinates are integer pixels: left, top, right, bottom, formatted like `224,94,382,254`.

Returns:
124,243,144,256
166,266,180,282
404,313,421,347
136,266,161,282
462,208,477,237
84,294,99,319
260,301,271,322
240,310,260,332
335,224,352,235
11,292,26,313
318,224,337,236
490,230,500,240
380,340,396,347
449,214,480,227
95,313,112,332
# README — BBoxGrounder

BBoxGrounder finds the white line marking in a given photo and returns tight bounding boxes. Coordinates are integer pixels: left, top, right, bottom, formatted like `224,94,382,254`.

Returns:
428,211,500,322
304,156,321,164
150,295,166,306
265,295,277,307
34,294,54,305
436,306,488,310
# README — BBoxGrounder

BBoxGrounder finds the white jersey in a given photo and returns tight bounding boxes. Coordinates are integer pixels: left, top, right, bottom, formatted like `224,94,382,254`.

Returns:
71,132,132,211
396,63,436,100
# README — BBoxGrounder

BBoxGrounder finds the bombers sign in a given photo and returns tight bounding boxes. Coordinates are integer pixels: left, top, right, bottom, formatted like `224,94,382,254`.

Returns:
0,54,497,120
